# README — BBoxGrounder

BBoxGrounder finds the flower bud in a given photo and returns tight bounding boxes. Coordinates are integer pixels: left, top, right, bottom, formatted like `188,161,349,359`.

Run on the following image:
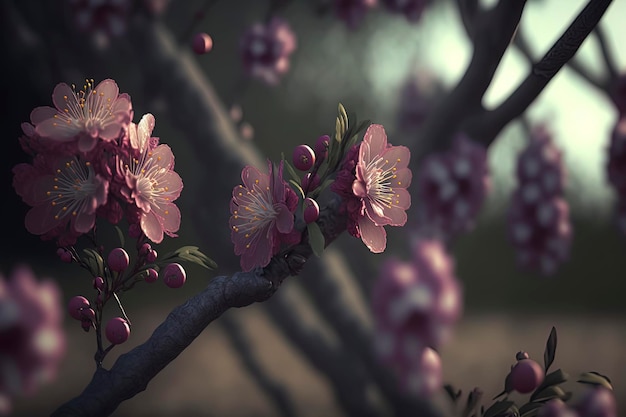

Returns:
314,135,330,161
105,317,130,345
146,249,158,263
304,198,320,224
302,173,320,192
145,268,158,283
93,276,105,291
68,296,90,320
509,358,544,394
192,32,213,55
161,263,186,289
292,144,316,171
108,248,130,272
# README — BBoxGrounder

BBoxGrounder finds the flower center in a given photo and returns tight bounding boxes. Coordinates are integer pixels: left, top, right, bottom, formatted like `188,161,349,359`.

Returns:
46,158,98,221
233,182,276,235
363,155,398,208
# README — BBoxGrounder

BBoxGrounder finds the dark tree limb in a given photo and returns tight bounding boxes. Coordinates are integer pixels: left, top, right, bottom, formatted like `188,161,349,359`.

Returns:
594,24,619,80
464,0,614,145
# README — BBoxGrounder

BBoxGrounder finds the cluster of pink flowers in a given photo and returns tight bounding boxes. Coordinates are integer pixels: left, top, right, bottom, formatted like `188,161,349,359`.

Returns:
240,17,297,85
12,79,183,247
229,161,300,271
380,0,432,22
331,124,412,253
68,0,133,39
371,238,462,397
416,134,491,240
332,0,378,30
507,125,571,276
0,266,66,416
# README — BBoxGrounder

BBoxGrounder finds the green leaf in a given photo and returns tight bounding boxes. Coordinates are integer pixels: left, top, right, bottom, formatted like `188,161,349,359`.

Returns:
461,389,483,417
577,371,613,390
159,246,217,270
113,225,125,248
289,179,306,199
530,385,567,403
83,248,105,277
482,400,515,417
531,368,568,398
519,402,543,417
281,153,301,184
543,326,557,373
307,178,334,200
307,222,325,257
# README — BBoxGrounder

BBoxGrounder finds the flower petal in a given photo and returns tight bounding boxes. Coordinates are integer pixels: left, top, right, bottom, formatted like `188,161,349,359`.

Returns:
359,216,387,253
154,203,181,235
274,203,294,234
362,124,388,162
150,144,175,169
137,113,155,152
71,210,96,234
25,204,60,235
241,164,269,190
35,118,80,141
382,145,411,170
392,167,412,189
30,107,58,125
51,83,75,111
141,211,164,244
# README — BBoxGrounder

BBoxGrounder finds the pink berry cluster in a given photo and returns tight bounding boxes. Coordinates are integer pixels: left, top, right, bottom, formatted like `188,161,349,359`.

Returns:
606,119,626,236
292,135,330,224
506,125,572,276
416,134,491,240
66,244,188,348
0,266,66,416
12,79,183,247
371,238,462,397
240,17,297,85
191,32,213,55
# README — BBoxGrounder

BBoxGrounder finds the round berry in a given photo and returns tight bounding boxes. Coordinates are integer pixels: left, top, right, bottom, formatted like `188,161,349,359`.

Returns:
314,135,330,160
68,296,90,320
93,276,105,291
105,317,130,345
145,268,158,283
576,387,617,417
192,32,213,55
239,122,254,140
146,249,158,263
230,104,243,123
537,399,572,417
293,144,316,171
302,173,321,192
139,243,152,256
509,358,544,394
57,248,72,263
108,248,130,272
161,263,187,289
304,198,320,224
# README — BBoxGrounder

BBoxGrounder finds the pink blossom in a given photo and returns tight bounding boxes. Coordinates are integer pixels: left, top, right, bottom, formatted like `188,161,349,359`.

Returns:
120,114,183,244
13,155,109,238
331,124,411,253
31,79,132,152
417,134,491,239
398,347,443,398
333,0,378,30
230,160,299,271
68,0,132,38
0,266,66,415
380,0,432,22
240,17,297,85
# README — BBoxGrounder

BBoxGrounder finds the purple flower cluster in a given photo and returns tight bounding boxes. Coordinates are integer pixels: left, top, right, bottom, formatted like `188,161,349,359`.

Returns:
606,119,626,236
0,266,66,415
12,79,183,246
371,238,462,397
416,134,491,239
507,125,571,276
380,0,432,22
396,69,443,132
332,0,378,30
240,17,297,85
68,0,132,39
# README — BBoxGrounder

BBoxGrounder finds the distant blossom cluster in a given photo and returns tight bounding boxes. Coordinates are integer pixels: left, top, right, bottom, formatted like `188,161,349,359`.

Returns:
607,118,626,237
396,69,443,132
240,17,297,85
12,78,183,247
506,125,571,276
0,266,66,416
332,0,378,30
371,238,462,397
380,0,433,22
416,134,491,240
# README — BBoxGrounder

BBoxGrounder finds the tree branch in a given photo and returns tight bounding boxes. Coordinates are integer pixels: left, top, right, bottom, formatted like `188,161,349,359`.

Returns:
464,0,614,145
594,24,619,80
51,200,348,417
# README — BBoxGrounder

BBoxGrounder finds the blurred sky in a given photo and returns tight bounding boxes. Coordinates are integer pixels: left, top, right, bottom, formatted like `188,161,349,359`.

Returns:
278,0,626,220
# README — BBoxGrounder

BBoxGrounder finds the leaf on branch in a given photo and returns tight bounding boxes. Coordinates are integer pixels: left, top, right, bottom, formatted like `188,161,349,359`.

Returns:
519,402,543,417
113,225,126,248
443,383,463,404
462,388,483,417
483,400,516,417
531,368,568,398
530,385,568,403
493,372,514,400
289,179,306,200
543,326,557,373
577,371,613,390
307,221,325,257
281,153,301,185
83,248,105,277
160,246,217,270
